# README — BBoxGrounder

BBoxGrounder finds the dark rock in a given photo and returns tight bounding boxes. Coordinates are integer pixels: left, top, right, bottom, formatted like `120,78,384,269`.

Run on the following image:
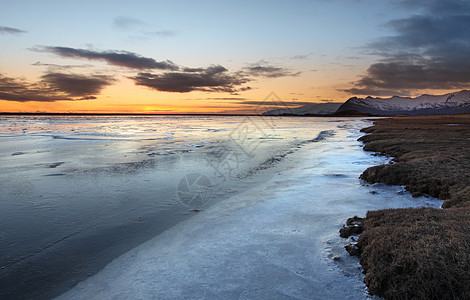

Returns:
345,242,361,256
339,216,365,238
339,225,363,238
346,216,364,226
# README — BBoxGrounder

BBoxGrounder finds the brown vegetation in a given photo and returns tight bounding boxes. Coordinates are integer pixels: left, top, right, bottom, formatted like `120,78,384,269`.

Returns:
359,208,470,299
359,115,470,207
352,115,470,299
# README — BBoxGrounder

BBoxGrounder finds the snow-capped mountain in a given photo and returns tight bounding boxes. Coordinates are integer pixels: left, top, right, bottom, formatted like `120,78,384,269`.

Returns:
262,103,342,116
336,90,470,115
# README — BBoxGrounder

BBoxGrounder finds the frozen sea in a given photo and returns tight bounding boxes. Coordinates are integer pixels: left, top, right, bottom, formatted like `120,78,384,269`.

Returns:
0,115,441,299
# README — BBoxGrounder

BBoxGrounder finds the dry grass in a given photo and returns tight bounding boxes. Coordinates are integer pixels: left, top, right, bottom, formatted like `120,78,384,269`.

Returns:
354,114,470,299
358,208,470,300
359,114,470,207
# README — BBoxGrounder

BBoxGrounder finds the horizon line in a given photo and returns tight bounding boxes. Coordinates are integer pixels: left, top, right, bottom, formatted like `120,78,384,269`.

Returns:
0,112,264,117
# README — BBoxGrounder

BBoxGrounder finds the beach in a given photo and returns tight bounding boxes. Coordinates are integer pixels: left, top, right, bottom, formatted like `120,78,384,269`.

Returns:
353,114,470,299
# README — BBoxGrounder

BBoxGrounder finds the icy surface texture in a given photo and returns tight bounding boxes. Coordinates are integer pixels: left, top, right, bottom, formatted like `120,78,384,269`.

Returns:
57,119,440,300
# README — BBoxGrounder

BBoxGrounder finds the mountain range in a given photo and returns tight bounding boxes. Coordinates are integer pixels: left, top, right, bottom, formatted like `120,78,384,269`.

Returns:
261,103,342,116
262,90,470,116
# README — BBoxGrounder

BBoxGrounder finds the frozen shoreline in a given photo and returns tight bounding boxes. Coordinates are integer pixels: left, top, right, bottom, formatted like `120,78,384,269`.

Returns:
2,115,365,299
57,120,441,299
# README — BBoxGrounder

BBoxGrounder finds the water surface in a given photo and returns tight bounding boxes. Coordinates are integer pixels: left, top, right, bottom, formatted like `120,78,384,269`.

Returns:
1,115,360,299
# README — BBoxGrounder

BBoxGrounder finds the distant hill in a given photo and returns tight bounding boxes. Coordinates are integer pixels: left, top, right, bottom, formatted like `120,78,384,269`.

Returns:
336,90,470,115
262,103,342,116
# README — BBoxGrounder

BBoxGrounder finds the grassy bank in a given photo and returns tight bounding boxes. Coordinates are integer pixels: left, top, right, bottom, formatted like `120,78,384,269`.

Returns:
354,115,470,299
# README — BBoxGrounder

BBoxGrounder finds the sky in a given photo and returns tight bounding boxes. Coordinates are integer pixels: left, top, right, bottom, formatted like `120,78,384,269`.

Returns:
1,0,469,114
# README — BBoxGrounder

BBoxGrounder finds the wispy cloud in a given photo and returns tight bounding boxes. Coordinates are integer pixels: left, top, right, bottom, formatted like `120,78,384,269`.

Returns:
143,30,176,37
0,26,26,35
32,61,91,70
113,16,177,39
237,100,315,106
290,53,311,60
0,72,115,102
345,0,470,96
33,46,179,70
242,61,301,78
113,16,145,29
204,97,247,101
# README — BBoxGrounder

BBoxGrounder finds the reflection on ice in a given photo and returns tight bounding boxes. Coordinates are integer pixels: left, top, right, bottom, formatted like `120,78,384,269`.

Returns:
55,118,441,300
2,115,364,298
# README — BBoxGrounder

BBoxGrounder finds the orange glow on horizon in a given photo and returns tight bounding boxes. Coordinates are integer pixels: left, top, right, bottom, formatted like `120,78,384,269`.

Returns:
0,99,267,114
0,69,464,114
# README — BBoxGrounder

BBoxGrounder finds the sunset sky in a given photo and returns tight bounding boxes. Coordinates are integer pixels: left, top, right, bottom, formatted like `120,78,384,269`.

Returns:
1,0,469,114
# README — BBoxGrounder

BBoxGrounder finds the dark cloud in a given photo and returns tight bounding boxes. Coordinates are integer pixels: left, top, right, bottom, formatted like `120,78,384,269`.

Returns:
32,47,302,95
0,73,114,102
397,0,470,14
42,73,115,97
371,15,470,53
131,65,250,93
0,75,58,102
34,46,179,71
131,61,301,95
77,96,97,100
346,0,470,96
344,61,470,95
242,62,301,78
0,26,26,35
182,67,205,73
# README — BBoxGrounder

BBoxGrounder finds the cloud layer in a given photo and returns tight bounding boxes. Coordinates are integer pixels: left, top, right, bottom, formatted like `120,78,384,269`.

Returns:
5,45,302,101
132,65,250,93
242,62,301,78
345,0,470,96
35,46,179,70
131,62,299,93
0,73,114,102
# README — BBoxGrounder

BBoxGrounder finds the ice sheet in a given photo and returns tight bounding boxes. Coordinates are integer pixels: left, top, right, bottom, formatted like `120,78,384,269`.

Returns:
0,115,379,298
57,120,441,299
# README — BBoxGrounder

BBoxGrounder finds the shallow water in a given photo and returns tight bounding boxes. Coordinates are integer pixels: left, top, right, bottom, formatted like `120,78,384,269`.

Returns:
0,115,441,299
